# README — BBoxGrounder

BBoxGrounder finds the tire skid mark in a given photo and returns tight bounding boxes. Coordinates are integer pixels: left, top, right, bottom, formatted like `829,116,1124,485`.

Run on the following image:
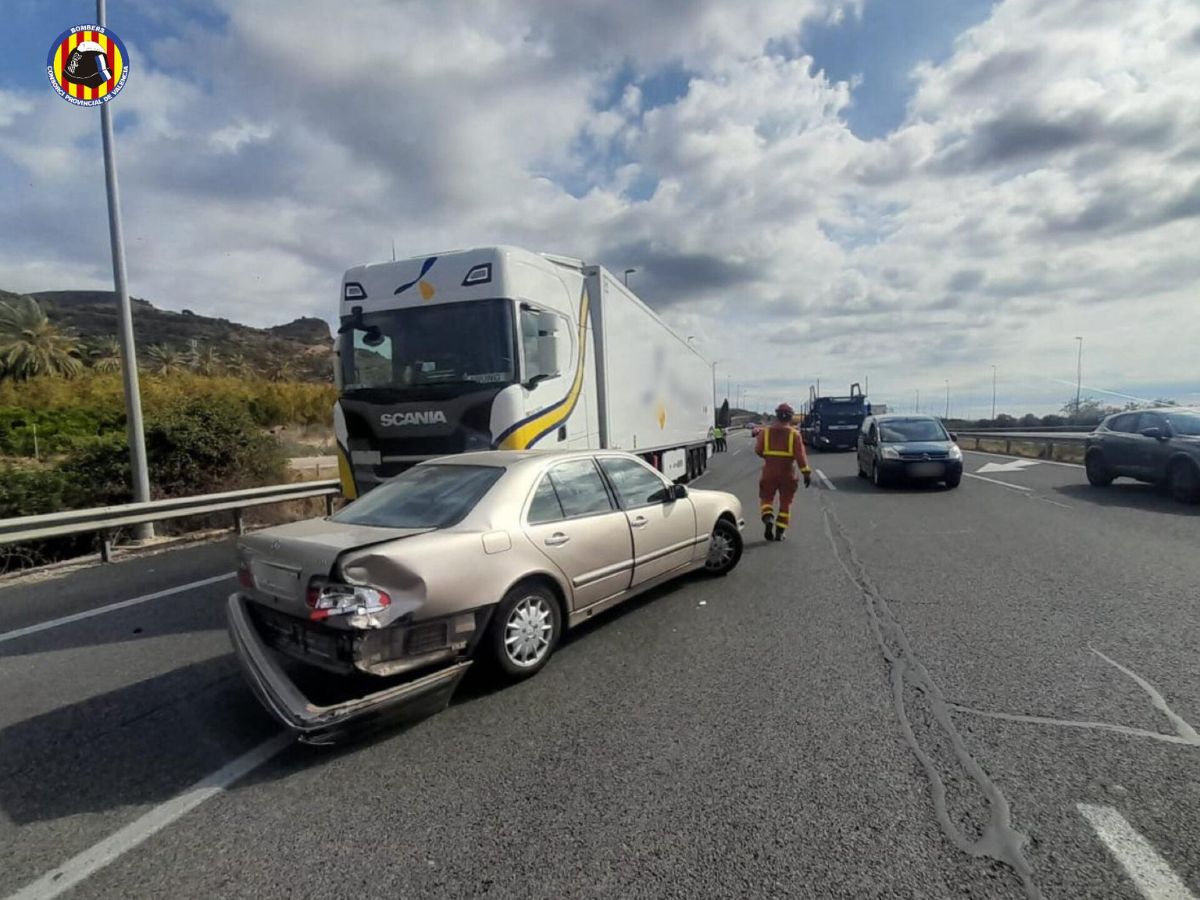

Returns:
820,496,1043,900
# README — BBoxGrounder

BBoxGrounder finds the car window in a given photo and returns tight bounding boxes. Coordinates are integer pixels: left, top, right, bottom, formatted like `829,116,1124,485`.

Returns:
333,464,504,529
547,460,614,518
528,476,564,524
1137,412,1167,433
878,419,947,442
1107,413,1140,433
599,457,670,507
1164,412,1200,436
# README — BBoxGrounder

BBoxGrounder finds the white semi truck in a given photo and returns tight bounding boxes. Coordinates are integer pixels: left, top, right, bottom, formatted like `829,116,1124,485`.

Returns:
333,246,714,498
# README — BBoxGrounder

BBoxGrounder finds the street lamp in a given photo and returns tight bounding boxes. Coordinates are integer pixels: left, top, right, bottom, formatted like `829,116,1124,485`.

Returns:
988,364,998,424
1074,336,1083,421
944,379,950,419
623,268,636,286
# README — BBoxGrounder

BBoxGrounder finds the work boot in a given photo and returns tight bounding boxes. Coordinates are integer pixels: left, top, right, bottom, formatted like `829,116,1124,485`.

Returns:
774,530,787,543
762,514,775,542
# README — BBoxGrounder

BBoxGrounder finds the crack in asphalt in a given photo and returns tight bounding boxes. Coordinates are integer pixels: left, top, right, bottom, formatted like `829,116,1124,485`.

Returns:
819,495,1043,900
950,647,1200,749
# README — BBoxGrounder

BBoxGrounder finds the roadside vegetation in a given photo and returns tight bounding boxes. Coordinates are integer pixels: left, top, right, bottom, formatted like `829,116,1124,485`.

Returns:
0,295,337,570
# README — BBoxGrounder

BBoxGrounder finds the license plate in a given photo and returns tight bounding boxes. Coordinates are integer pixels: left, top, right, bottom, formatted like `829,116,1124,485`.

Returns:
908,462,945,477
251,560,301,599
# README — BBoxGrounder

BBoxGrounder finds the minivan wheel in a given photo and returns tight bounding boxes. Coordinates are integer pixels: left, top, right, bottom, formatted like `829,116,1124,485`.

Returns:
1085,451,1114,487
705,519,743,576
489,583,561,679
1169,459,1200,504
872,461,888,488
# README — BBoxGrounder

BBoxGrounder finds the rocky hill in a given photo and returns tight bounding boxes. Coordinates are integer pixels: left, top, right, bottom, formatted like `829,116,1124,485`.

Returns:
7,289,335,382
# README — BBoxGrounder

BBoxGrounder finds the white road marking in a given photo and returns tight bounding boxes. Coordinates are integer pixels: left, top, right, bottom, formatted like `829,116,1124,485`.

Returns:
976,459,1040,474
0,573,234,644
963,473,1032,492
815,469,837,490
963,448,1084,469
1077,804,1198,900
5,733,292,900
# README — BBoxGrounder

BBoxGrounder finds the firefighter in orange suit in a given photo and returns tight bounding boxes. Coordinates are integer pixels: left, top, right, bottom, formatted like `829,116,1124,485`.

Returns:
754,403,812,542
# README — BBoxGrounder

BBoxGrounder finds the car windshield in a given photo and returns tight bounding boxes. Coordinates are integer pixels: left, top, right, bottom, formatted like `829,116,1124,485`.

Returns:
879,419,948,442
331,464,504,529
1165,412,1200,436
339,299,516,398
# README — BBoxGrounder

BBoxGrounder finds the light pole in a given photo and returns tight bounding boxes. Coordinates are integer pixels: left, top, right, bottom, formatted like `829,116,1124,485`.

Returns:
623,268,636,287
1074,336,1083,421
944,379,950,420
99,0,153,540
915,389,920,413
710,361,719,426
991,365,997,423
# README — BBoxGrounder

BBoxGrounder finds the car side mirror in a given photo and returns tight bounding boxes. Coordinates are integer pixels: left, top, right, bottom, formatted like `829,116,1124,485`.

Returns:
949,432,958,443
668,484,688,501
1139,426,1166,440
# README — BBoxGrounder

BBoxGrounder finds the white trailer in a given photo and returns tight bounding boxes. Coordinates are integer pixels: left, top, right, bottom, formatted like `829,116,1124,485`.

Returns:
333,246,713,497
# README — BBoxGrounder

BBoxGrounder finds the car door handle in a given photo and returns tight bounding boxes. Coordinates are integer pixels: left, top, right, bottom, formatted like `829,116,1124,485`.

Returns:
544,533,570,547
630,516,648,528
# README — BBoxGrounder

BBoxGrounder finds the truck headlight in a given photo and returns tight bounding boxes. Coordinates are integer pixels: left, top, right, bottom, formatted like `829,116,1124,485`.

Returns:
881,447,901,460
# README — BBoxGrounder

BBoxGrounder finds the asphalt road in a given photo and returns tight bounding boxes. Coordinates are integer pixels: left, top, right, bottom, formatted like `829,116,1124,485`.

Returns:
2,434,1198,899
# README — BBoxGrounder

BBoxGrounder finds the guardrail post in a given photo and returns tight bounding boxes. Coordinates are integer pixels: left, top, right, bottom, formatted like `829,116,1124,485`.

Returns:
99,531,113,564
1005,439,1012,454
233,508,244,535
1043,441,1053,459
325,495,334,517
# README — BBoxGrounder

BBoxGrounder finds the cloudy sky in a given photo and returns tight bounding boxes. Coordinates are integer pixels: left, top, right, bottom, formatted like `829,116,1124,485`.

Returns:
4,0,1198,416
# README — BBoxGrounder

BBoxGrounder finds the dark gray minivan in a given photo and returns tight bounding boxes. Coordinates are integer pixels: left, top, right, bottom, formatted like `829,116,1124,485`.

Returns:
857,414,964,488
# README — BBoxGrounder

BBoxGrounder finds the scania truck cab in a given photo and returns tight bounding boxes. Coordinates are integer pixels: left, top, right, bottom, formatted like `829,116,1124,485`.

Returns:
334,246,713,497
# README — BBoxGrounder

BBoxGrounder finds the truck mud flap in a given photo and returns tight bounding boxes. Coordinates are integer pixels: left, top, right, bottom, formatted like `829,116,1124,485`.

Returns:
226,593,471,745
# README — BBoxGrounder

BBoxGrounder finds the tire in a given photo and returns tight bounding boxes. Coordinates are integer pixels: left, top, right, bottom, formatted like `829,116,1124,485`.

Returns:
872,460,888,488
704,518,743,576
486,583,562,680
1168,459,1200,504
857,458,867,479
1085,451,1114,487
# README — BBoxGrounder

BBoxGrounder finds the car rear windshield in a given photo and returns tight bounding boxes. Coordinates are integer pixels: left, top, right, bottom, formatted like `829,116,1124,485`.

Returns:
332,464,504,529
1165,412,1200,436
879,419,948,442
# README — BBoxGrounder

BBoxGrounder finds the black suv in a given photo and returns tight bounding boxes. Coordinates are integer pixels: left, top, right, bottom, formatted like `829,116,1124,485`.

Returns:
1084,408,1200,503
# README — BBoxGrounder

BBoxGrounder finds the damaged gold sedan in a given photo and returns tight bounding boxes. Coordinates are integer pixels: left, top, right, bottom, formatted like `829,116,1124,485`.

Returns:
227,450,744,743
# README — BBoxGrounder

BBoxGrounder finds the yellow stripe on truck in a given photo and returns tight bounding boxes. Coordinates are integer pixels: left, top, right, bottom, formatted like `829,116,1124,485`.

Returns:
336,445,358,500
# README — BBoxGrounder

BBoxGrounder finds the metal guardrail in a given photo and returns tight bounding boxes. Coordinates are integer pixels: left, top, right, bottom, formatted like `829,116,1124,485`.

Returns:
955,430,1089,460
0,479,341,562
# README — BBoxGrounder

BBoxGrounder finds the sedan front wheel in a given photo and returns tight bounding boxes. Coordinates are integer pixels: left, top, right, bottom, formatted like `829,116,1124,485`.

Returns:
705,519,743,576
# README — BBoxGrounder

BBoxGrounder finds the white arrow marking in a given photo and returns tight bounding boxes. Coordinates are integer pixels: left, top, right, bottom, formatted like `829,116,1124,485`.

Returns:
976,459,1040,474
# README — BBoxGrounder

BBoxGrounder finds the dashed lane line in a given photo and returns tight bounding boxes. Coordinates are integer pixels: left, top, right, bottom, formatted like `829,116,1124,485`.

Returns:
814,469,837,490
1077,804,1197,900
0,573,235,644
4,734,292,900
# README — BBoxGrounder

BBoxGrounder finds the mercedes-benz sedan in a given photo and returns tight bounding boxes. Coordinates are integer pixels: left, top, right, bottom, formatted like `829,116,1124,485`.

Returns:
227,450,745,743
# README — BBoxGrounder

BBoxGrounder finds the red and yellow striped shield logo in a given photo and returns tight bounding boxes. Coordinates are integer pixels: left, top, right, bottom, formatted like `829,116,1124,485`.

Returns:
46,25,130,107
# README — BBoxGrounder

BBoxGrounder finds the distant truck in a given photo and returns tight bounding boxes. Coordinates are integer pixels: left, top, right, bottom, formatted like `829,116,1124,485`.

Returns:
802,383,868,451
333,246,714,497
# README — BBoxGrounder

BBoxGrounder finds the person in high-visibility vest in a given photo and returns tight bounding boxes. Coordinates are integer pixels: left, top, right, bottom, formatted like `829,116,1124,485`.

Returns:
713,425,726,452
754,403,812,541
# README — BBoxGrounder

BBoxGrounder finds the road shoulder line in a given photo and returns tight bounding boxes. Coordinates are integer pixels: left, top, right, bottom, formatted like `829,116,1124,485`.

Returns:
1077,804,1197,900
963,473,1033,492
0,572,234,644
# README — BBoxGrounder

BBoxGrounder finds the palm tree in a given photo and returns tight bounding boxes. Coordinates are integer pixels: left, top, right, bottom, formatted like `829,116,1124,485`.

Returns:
0,295,83,381
144,343,187,376
193,345,223,376
225,352,256,379
88,336,123,373
264,355,295,382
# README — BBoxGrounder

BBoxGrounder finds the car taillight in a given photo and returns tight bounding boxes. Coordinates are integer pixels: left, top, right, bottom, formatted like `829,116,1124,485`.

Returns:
237,562,254,589
305,577,391,621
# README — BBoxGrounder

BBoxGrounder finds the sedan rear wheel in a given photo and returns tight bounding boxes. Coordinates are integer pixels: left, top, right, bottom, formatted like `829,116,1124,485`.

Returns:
705,519,743,576
489,584,561,679
1169,459,1200,504
1085,451,1114,487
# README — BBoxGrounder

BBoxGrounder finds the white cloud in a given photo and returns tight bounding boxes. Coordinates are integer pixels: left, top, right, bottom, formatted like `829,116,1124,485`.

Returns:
0,0,1196,414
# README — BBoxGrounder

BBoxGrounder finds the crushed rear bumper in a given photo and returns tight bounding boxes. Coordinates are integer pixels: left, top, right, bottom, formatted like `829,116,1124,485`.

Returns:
226,593,471,745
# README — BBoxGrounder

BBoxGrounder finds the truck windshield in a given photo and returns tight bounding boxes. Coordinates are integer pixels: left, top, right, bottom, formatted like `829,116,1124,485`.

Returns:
340,298,516,397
